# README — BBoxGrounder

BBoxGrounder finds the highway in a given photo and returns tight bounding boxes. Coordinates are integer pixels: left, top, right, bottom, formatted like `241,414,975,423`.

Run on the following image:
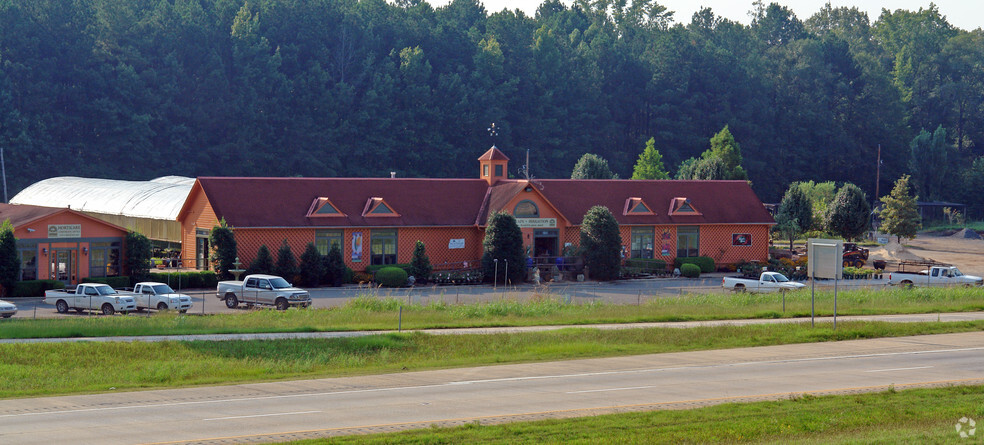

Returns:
1,332,981,444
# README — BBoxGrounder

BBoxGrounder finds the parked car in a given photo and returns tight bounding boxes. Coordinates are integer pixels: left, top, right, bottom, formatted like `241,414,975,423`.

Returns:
0,299,16,318
722,272,806,293
43,283,136,315
216,274,311,310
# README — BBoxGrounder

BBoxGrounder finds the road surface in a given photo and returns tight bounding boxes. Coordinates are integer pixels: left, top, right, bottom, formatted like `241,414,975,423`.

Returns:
1,332,981,444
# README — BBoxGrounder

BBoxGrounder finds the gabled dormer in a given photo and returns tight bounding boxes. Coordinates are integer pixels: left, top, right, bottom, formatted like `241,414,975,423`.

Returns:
362,197,400,217
478,146,509,185
306,197,346,218
669,197,702,216
623,197,655,216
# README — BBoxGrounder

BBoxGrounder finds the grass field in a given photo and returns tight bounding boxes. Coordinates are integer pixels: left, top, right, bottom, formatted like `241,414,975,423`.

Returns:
2,320,983,399
3,286,983,339
297,385,984,444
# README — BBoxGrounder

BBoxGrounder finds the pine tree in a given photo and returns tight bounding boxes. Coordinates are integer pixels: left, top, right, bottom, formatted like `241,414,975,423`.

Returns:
826,183,871,241
246,244,274,276
274,239,298,281
482,211,526,284
631,138,670,179
209,219,238,280
322,243,347,287
571,153,617,179
580,206,622,281
0,220,20,297
408,240,432,282
878,175,921,243
773,184,813,249
298,242,325,287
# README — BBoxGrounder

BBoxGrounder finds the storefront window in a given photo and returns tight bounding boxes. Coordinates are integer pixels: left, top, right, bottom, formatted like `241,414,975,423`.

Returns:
630,227,654,259
315,230,343,255
370,230,397,265
676,226,699,258
19,248,37,281
90,241,121,277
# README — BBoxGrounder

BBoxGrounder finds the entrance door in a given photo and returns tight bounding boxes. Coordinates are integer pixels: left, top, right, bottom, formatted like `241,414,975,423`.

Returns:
533,230,559,263
196,236,209,270
49,250,73,286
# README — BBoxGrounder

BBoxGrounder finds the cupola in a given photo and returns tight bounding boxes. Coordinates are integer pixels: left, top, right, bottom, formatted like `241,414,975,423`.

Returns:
477,146,510,185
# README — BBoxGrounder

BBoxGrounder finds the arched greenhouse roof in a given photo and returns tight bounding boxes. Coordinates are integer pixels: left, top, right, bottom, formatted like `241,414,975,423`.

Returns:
10,176,195,220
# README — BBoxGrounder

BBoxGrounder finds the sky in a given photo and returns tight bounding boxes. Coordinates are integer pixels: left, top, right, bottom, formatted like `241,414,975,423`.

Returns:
456,0,983,32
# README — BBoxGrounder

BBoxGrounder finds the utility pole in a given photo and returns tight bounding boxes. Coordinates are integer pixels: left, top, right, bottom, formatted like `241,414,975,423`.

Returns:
1,146,7,203
874,144,881,204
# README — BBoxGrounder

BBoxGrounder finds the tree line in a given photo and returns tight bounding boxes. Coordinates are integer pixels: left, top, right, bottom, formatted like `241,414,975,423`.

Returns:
2,0,983,215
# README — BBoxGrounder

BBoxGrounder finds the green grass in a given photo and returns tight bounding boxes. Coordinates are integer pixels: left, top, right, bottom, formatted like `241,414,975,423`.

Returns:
3,286,984,339
1,320,982,399
293,385,984,444
918,221,984,233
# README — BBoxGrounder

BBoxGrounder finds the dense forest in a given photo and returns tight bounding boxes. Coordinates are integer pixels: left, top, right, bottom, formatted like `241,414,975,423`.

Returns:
1,0,983,215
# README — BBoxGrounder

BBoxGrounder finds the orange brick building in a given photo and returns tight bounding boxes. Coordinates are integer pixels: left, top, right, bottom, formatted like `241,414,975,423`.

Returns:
0,203,128,285
176,147,774,274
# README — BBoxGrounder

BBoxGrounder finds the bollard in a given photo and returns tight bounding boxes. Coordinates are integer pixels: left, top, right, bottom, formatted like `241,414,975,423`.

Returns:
398,306,402,332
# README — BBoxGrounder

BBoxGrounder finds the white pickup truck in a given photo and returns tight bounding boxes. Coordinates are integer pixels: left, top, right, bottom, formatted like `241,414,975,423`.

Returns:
44,283,137,315
131,282,193,313
216,274,311,310
888,266,983,287
722,272,806,293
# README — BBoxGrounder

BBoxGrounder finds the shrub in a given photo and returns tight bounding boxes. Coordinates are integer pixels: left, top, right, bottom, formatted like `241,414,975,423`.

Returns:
408,241,432,282
245,245,274,276
209,220,238,280
147,271,218,289
124,231,152,284
623,258,667,273
85,276,132,289
680,263,701,278
322,244,347,287
366,263,411,273
274,240,298,282
674,256,715,273
12,280,64,298
375,266,407,287
351,271,373,284
298,242,325,288
580,206,622,281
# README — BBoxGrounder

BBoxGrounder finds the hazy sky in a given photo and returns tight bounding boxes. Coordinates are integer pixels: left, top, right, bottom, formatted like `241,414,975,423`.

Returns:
462,0,983,32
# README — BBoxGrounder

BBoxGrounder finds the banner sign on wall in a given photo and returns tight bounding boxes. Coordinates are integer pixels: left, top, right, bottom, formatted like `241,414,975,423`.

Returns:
448,238,465,249
351,232,363,262
515,218,557,228
732,233,752,246
48,224,82,239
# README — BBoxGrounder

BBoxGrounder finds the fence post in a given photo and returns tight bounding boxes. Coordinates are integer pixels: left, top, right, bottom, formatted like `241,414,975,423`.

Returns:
398,306,402,332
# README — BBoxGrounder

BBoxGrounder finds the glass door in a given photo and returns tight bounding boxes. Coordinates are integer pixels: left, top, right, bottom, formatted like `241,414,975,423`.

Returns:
50,250,73,285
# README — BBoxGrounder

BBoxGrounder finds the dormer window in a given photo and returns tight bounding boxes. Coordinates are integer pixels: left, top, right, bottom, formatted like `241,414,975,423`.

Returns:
623,197,654,215
306,197,345,218
363,197,400,217
669,197,702,216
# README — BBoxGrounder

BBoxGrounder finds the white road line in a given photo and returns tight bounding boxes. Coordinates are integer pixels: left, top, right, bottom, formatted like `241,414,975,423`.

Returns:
567,385,662,394
1,345,981,419
865,366,934,373
203,411,321,421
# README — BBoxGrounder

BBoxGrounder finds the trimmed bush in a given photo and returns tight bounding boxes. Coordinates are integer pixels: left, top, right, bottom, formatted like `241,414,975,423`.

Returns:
366,263,411,273
85,276,132,289
623,258,667,273
674,256,715,273
12,280,64,298
680,263,701,278
147,271,218,290
375,267,408,287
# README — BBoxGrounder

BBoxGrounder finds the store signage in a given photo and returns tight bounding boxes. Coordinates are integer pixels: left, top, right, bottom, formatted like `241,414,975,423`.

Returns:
516,218,556,228
448,238,465,249
48,224,81,239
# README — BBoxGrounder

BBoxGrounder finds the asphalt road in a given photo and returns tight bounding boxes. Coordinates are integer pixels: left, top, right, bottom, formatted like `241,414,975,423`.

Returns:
1,332,981,444
7,275,893,319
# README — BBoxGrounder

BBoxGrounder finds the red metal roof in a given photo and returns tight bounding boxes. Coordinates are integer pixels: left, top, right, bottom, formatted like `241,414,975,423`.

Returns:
477,146,510,161
0,203,65,227
193,177,773,229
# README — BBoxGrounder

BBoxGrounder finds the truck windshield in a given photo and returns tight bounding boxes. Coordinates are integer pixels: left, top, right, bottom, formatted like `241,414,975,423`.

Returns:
269,278,292,289
773,274,790,282
152,285,175,294
96,286,117,296
952,268,963,277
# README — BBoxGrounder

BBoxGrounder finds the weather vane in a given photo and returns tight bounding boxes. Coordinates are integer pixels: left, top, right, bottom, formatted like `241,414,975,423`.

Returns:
487,123,499,145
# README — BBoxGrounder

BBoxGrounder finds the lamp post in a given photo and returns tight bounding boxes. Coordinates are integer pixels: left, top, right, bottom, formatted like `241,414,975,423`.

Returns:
504,259,508,286
493,258,499,290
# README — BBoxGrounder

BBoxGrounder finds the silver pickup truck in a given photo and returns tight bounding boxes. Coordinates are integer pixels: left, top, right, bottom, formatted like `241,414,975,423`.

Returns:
216,274,311,310
43,283,137,315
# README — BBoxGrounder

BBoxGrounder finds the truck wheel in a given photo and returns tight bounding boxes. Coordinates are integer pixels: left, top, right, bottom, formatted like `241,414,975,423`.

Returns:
157,302,168,311
275,298,289,311
734,284,746,293
179,309,188,314
225,294,239,309
56,300,69,314
854,260,864,268
101,303,116,316
900,280,913,288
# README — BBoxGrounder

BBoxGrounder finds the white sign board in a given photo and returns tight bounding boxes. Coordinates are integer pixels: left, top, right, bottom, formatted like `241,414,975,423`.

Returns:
516,218,557,228
48,224,82,239
448,238,465,249
808,238,842,279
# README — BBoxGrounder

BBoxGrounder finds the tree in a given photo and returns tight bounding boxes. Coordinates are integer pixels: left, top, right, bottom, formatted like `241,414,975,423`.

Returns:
580,206,622,281
274,239,298,282
571,153,617,179
908,125,950,200
773,185,813,249
209,219,238,281
124,231,152,285
826,183,871,241
677,126,749,181
878,175,921,243
408,240,432,282
298,242,325,287
481,211,526,285
245,244,274,276
631,138,669,179
322,243,346,287
0,220,20,297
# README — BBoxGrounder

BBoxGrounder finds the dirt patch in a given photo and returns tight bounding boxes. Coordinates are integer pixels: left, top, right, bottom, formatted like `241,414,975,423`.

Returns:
869,232,984,275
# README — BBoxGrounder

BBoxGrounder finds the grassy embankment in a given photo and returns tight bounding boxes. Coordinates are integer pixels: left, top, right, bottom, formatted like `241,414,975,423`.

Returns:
3,285,984,339
2,320,983,399
297,385,984,444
